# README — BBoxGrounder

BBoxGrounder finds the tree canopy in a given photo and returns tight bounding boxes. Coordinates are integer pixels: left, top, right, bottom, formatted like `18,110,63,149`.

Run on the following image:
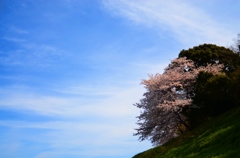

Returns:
179,44,240,73
134,43,240,146
179,44,240,126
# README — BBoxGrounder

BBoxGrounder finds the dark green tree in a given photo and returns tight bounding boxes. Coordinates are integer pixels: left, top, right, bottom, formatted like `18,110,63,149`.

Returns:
179,44,240,74
179,44,240,128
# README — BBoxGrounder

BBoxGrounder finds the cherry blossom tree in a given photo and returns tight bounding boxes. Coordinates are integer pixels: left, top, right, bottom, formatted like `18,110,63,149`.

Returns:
134,57,224,146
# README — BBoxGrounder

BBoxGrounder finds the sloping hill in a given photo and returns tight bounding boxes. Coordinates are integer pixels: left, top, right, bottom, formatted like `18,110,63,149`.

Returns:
133,107,240,158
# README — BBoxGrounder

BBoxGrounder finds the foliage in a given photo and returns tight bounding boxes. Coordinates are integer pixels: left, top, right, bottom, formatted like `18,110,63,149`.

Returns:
134,43,240,147
179,44,240,74
134,57,223,146
230,68,240,105
186,72,238,127
195,73,235,114
179,44,240,127
133,107,240,158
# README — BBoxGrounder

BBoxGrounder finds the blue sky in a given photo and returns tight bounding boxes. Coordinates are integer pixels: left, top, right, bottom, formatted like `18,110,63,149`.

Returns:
0,0,239,157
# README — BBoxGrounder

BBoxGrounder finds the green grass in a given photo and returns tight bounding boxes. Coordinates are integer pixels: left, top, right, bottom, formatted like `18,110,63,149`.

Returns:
133,107,240,158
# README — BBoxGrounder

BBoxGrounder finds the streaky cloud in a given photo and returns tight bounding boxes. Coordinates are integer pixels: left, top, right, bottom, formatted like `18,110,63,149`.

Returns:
102,0,236,47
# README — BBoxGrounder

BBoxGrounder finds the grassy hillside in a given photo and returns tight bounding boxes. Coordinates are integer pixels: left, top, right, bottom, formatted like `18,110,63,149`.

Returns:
133,107,240,158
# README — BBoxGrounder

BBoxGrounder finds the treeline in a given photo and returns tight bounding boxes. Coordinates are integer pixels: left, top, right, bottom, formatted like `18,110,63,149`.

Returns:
179,44,240,128
134,36,240,146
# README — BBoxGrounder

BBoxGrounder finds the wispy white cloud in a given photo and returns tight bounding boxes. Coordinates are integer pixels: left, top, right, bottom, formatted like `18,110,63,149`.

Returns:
0,82,151,157
22,43,63,57
0,82,145,117
102,0,237,47
9,27,29,34
0,42,64,67
0,119,148,157
3,37,26,42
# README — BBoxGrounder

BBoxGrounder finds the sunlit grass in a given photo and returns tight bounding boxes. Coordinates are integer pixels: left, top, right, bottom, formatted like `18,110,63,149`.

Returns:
133,107,240,158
